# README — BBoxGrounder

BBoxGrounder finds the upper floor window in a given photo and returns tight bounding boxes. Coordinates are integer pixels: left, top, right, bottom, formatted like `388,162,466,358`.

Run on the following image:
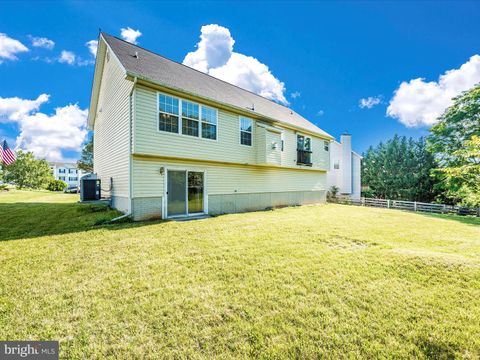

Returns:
181,100,199,137
201,106,217,140
158,93,218,140
59,168,66,173
324,141,330,151
297,135,312,166
240,117,253,146
159,94,179,133
69,169,75,174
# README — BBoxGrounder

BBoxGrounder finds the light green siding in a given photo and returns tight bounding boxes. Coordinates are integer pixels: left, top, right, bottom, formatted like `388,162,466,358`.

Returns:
133,85,330,170
132,157,327,199
93,47,132,211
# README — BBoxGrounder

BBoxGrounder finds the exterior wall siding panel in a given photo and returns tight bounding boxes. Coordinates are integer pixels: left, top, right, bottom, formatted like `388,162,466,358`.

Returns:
93,48,132,206
133,86,330,170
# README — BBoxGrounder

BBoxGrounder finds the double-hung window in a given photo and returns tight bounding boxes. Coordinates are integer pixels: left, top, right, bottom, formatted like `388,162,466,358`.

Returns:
240,117,253,146
201,106,217,140
159,94,180,133
181,100,200,137
159,93,218,140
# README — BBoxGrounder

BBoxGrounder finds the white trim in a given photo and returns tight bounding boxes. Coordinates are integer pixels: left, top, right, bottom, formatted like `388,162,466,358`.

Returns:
164,166,208,219
239,116,254,147
256,122,283,134
156,91,218,142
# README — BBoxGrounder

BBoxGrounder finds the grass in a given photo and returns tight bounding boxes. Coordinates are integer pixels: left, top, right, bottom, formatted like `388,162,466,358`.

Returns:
0,190,479,359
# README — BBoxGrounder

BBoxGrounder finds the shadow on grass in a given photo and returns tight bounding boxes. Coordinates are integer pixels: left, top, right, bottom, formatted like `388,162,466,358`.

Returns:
416,211,480,227
0,201,162,242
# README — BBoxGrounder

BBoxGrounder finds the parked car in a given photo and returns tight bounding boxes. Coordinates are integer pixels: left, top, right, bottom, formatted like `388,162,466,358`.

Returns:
64,185,79,193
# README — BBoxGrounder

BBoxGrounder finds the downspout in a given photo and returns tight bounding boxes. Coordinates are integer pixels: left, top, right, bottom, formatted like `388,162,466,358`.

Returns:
127,76,138,218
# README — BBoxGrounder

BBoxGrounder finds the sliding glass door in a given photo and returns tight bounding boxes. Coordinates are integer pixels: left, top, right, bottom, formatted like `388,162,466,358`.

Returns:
167,170,204,217
167,170,187,216
188,172,204,214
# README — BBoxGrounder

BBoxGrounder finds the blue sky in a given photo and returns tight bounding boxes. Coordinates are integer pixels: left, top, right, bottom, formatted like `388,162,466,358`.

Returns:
1,1,479,161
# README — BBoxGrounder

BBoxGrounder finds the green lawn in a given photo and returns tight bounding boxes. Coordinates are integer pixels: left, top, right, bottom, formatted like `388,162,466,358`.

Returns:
0,190,479,359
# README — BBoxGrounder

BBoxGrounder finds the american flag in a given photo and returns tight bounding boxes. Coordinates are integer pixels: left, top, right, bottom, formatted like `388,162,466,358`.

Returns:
1,140,16,165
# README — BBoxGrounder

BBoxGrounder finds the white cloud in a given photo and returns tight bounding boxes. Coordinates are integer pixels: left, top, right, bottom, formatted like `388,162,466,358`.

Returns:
120,27,142,44
0,94,49,121
0,94,88,161
291,91,301,99
359,96,382,109
0,33,28,63
183,24,288,105
316,110,325,117
86,40,98,57
29,36,55,50
59,50,76,65
387,54,480,127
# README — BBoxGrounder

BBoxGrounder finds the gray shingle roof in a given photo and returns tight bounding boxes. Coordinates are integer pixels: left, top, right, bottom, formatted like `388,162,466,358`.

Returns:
102,33,333,139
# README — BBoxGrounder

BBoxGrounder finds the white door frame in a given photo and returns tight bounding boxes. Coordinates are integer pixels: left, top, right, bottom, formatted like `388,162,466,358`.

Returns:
163,166,208,219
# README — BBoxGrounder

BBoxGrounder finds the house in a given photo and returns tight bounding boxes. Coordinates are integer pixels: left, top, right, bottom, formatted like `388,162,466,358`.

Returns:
326,134,362,199
49,162,83,188
88,33,336,220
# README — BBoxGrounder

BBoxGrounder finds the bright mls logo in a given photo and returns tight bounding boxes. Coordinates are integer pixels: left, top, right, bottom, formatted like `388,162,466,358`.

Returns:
0,341,58,359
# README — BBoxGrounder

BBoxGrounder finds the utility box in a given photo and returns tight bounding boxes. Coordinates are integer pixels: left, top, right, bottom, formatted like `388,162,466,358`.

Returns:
80,174,101,201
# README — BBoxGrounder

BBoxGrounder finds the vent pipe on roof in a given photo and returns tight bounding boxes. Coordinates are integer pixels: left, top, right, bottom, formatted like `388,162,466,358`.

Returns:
133,51,138,59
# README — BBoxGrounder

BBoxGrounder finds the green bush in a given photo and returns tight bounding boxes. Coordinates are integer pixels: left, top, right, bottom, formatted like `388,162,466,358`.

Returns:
47,179,68,192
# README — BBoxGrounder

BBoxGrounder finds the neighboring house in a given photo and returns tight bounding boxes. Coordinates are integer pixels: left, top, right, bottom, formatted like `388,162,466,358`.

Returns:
326,134,362,199
49,162,83,188
88,33,335,220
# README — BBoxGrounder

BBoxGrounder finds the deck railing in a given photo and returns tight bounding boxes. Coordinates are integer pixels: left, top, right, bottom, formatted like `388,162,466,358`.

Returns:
329,197,480,217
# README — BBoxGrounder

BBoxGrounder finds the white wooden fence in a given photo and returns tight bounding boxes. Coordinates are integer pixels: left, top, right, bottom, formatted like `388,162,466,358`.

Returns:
330,197,480,217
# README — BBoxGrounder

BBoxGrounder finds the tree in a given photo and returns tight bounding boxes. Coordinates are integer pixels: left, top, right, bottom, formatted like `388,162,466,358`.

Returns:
362,135,438,202
428,84,480,205
77,137,93,172
2,150,53,189
433,136,480,207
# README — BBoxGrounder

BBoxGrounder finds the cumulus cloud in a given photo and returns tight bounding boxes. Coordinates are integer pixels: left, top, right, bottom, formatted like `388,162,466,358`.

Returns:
121,27,142,44
359,96,382,109
0,33,28,63
59,50,76,65
291,91,301,99
387,54,480,127
29,36,55,50
0,94,49,121
183,24,288,105
0,94,88,161
86,40,98,57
